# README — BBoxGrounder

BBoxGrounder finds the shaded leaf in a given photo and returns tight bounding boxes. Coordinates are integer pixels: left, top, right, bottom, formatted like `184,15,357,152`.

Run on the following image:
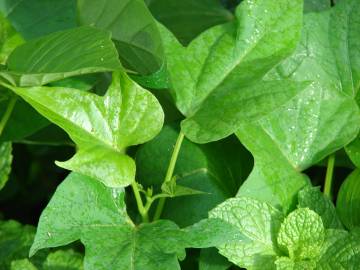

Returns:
198,248,231,270
6,71,164,187
336,169,360,229
298,186,343,229
10,259,37,270
209,197,284,270
43,250,83,270
0,13,23,64
78,0,163,75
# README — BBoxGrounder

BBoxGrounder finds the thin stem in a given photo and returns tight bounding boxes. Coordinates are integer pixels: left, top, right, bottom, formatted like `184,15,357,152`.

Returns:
0,96,16,136
324,154,336,198
131,182,149,223
153,131,185,221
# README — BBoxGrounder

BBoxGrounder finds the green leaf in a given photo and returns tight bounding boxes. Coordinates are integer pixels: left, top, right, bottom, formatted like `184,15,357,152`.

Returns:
238,8,360,211
275,257,316,270
31,173,241,270
0,142,12,190
10,259,37,270
336,169,360,229
136,125,252,226
0,0,77,40
0,13,23,65
146,0,233,45
198,248,231,270
304,0,330,13
298,186,343,229
277,208,325,260
6,71,164,187
43,250,83,270
78,0,163,75
0,26,122,86
346,136,360,167
317,229,360,269
160,0,305,143
209,197,284,270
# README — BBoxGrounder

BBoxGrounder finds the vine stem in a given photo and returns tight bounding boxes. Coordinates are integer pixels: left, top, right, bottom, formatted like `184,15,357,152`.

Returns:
131,182,149,223
153,131,185,221
324,154,335,198
0,96,16,136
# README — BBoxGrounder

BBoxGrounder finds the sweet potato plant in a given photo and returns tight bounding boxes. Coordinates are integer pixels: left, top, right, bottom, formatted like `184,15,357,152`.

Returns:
1,0,360,269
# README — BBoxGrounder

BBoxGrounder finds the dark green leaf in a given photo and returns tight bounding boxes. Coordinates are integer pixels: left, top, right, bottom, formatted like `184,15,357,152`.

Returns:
337,169,360,229
198,248,231,270
78,0,163,75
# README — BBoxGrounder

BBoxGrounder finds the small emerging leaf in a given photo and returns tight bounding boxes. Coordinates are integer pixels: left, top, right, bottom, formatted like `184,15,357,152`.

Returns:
0,142,12,190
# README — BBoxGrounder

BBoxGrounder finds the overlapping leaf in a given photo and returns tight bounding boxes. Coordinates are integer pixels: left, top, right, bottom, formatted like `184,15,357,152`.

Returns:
31,173,243,270
4,71,164,187
78,0,163,75
0,142,12,190
237,3,360,211
0,26,122,86
160,0,305,143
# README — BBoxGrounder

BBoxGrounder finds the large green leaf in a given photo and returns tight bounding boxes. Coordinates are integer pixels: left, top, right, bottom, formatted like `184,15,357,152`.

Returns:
146,0,233,45
0,142,12,190
135,125,252,226
160,0,305,143
298,186,343,229
336,169,360,229
5,71,164,187
209,197,284,270
0,0,77,40
277,208,324,260
304,0,330,12
78,0,163,75
0,26,122,86
237,8,360,211
31,173,242,270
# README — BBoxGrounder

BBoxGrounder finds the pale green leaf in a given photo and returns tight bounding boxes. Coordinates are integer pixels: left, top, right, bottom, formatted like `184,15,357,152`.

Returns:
160,0,304,143
43,250,83,270
78,0,163,75
275,257,316,270
346,137,360,167
209,197,284,270
304,0,330,13
0,26,121,86
336,169,360,229
277,208,324,260
31,173,241,270
5,71,164,187
10,259,37,270
0,142,12,190
298,186,343,229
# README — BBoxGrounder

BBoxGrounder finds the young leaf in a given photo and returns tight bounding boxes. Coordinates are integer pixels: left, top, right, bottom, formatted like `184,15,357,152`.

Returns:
31,173,242,270
78,0,163,75
0,0,77,40
160,0,305,143
209,197,284,270
146,0,233,45
0,142,12,190
336,169,360,229
5,71,164,187
136,125,252,226
298,186,343,229
275,257,316,270
277,208,325,260
0,26,122,86
10,259,37,270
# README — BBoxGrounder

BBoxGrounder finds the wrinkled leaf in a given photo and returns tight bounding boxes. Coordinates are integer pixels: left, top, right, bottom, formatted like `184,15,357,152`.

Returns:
6,71,163,187
78,0,163,75
275,257,316,270
298,186,343,229
0,26,121,86
336,169,360,229
277,208,324,260
209,197,284,270
160,0,305,143
0,142,12,190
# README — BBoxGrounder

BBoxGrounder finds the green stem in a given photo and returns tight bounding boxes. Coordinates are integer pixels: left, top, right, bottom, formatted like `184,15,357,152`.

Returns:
131,182,149,223
0,96,16,136
153,131,185,221
324,154,335,198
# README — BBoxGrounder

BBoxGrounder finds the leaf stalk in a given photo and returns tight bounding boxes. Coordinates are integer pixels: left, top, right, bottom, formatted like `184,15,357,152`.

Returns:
324,154,335,198
0,96,16,136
